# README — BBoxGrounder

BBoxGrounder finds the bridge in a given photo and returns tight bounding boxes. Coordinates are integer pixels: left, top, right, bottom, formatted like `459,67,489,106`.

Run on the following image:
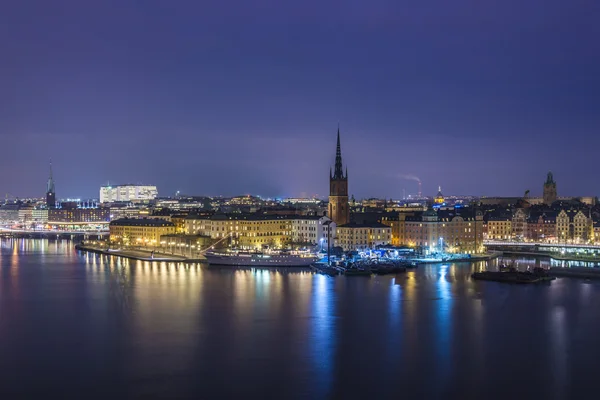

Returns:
484,241,600,251
0,227,108,237
484,241,600,261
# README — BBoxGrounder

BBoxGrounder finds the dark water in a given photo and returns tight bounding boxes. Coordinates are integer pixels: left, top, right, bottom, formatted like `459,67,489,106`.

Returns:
1,240,600,399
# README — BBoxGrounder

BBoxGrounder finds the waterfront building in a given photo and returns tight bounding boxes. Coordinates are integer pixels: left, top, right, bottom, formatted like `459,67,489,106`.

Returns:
404,209,440,249
336,222,391,251
48,207,110,225
380,213,409,246
484,213,513,240
46,161,56,209
379,206,484,252
594,221,600,245
100,184,158,203
512,208,528,240
18,206,34,225
183,214,335,250
32,208,49,224
328,128,350,226
402,207,484,253
556,209,593,244
525,212,557,242
0,204,20,223
543,172,557,205
110,218,175,246
170,214,187,233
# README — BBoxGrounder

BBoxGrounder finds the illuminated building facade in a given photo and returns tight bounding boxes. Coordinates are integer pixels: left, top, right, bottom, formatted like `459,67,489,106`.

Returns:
48,207,110,224
110,218,175,246
484,214,513,240
556,209,593,244
336,222,391,251
328,128,350,226
392,207,483,253
100,184,158,203
525,212,557,242
0,204,20,223
543,172,557,205
183,214,335,249
512,208,528,239
32,208,49,224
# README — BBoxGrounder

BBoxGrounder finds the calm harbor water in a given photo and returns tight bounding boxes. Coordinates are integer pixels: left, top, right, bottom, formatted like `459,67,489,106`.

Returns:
1,239,600,399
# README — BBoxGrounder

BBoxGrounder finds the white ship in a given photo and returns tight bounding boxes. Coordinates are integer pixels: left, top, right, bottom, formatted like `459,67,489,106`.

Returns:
204,250,317,267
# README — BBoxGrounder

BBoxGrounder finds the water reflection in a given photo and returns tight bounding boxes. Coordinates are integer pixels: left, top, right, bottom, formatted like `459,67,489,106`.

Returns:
2,239,600,398
435,264,453,392
490,255,600,271
311,274,335,398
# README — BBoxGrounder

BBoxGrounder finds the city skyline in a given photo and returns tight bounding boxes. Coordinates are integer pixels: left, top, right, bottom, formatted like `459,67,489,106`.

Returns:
2,1,599,198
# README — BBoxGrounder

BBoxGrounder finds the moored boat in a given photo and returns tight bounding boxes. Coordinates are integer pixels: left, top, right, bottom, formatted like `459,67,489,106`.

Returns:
204,250,317,267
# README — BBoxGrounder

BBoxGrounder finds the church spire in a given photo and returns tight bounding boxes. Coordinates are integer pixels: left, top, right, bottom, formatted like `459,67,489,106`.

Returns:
334,126,344,179
47,160,55,194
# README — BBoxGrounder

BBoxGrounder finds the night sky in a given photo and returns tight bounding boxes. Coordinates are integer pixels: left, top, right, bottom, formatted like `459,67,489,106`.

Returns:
2,1,599,199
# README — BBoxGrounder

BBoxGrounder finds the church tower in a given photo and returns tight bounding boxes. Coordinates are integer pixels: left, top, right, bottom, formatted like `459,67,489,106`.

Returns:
328,127,350,226
46,160,56,209
543,171,557,206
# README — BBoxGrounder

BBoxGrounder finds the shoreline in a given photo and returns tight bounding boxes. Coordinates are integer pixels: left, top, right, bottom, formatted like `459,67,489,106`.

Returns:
75,244,207,263
499,250,600,263
414,251,502,264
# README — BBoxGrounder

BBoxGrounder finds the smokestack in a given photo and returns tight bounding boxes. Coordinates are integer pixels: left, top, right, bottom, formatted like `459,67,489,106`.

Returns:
418,181,422,198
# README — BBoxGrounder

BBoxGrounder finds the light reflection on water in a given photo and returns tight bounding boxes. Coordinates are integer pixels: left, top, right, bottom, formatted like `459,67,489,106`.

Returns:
1,239,600,398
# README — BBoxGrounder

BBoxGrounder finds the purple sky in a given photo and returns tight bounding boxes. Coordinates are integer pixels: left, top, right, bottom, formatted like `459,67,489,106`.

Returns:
1,0,599,199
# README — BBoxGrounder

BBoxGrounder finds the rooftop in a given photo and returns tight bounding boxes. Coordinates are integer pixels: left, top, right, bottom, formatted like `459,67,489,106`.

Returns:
110,218,175,227
185,213,325,221
338,222,390,229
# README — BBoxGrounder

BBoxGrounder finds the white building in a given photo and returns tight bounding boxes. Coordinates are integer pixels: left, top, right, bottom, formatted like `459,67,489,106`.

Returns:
32,209,49,224
100,185,158,204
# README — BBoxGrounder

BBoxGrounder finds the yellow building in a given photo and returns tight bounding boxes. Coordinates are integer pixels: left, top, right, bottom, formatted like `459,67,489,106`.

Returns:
485,216,512,240
184,214,334,250
110,218,175,247
556,210,593,244
170,214,187,234
381,214,403,246
399,208,483,253
336,222,391,251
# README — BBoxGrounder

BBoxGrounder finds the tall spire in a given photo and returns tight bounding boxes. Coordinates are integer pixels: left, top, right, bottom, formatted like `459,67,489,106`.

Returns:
47,160,55,194
334,126,344,179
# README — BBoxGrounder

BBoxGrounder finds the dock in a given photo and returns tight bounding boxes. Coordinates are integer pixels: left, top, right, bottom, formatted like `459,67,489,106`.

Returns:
549,267,600,280
75,244,207,263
